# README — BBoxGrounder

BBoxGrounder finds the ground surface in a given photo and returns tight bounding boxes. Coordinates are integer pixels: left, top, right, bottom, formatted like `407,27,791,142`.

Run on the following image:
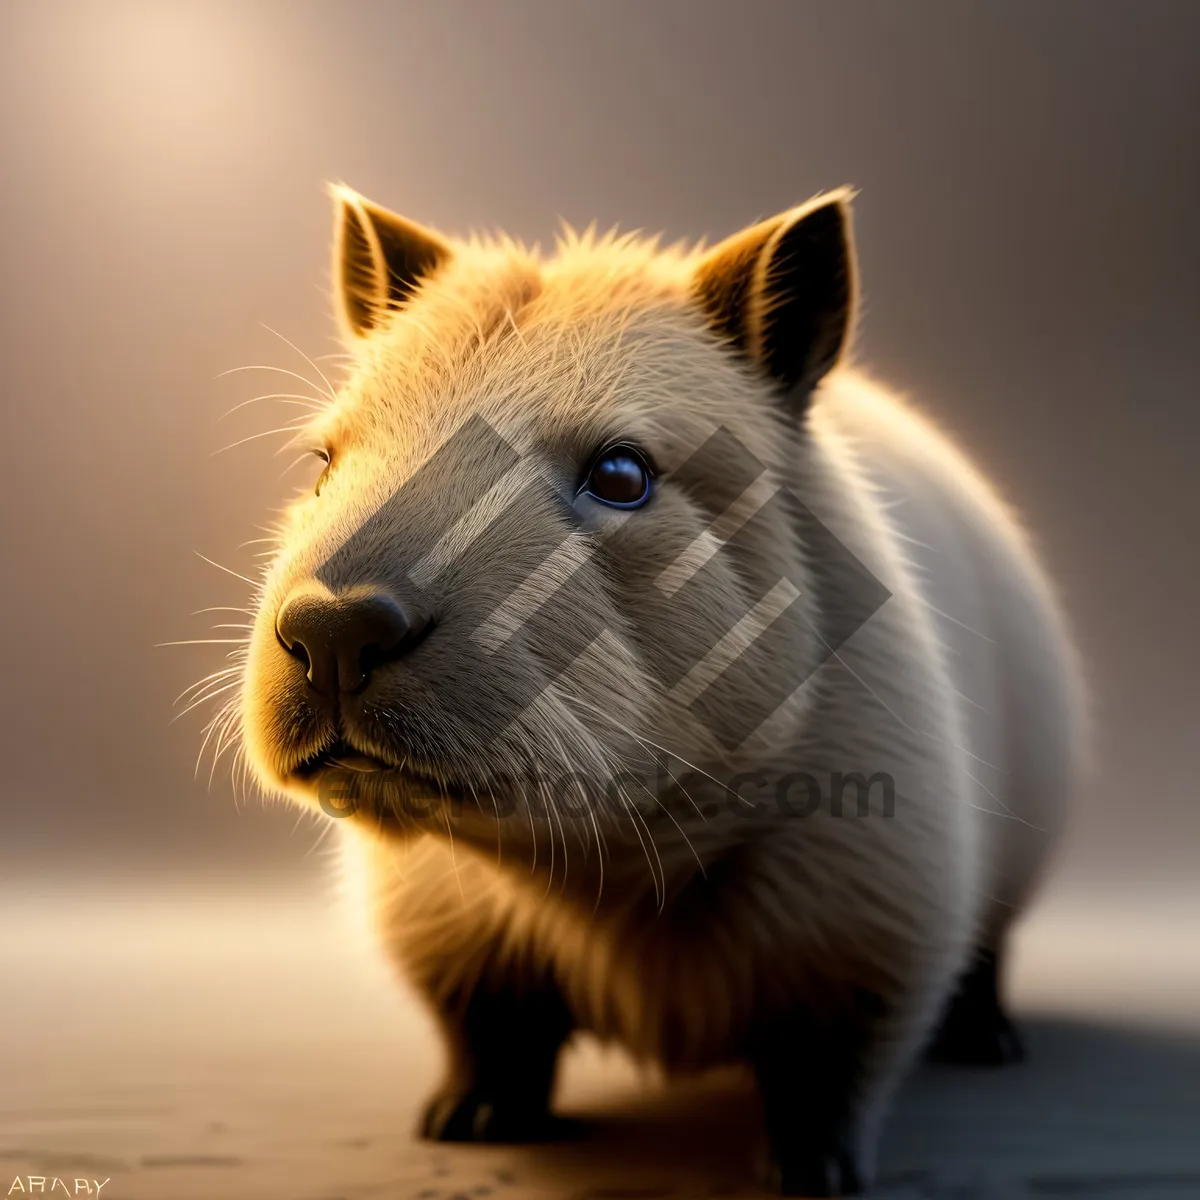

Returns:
2,889,1198,1200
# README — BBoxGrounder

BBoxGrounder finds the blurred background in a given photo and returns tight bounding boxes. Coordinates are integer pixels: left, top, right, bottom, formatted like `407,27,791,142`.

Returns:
1,4,1198,1197
1,0,1197,895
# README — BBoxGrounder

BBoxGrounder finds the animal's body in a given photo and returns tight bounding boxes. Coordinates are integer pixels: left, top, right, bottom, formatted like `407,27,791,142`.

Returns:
234,185,1083,1195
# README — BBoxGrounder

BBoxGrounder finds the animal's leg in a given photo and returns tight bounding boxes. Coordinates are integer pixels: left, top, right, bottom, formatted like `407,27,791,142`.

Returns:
925,940,1023,1066
417,968,575,1143
750,990,890,1197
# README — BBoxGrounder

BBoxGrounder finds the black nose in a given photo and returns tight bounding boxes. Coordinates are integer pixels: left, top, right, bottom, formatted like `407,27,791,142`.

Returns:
275,585,424,698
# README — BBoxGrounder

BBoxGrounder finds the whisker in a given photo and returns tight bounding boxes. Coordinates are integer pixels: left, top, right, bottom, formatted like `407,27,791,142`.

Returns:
540,775,569,898
194,708,231,778
173,666,241,705
804,617,1011,778
260,323,338,401
302,819,337,860
633,775,706,878
156,638,249,647
588,807,605,912
172,678,242,722
194,552,259,588
480,779,503,870
229,745,246,813
175,674,241,708
208,711,243,789
916,596,997,644
273,428,316,458
963,768,1044,829
217,364,332,401
563,693,743,803
279,452,317,480
213,420,314,456
619,781,665,910
540,774,556,893
441,787,465,902
661,761,707,823
588,738,663,907
220,392,326,420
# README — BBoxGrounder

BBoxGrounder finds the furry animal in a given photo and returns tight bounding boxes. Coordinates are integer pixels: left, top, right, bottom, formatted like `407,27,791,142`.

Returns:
232,184,1083,1196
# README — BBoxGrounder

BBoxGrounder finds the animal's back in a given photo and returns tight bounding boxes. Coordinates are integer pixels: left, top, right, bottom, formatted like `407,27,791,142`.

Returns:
815,370,1083,938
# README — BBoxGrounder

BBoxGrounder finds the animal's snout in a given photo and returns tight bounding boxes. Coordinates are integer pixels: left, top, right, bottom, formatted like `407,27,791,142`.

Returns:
275,584,428,698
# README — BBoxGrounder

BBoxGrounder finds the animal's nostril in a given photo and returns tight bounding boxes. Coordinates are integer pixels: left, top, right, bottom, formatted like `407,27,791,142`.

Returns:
274,585,426,699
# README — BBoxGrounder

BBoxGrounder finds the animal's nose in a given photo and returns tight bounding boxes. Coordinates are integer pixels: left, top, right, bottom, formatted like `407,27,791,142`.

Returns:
275,584,424,698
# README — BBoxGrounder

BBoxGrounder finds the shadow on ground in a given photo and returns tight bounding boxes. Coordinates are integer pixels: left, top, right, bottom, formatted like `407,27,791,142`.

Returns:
480,1018,1200,1199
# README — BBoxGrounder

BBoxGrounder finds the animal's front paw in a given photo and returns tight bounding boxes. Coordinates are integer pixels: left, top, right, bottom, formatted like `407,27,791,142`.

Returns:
417,1089,572,1143
762,1144,864,1197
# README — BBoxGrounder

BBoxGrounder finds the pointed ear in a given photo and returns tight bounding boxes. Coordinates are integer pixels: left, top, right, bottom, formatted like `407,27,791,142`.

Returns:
330,185,452,340
693,189,857,402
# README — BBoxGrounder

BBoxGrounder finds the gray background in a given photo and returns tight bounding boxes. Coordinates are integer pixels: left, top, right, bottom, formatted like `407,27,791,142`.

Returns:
1,0,1197,894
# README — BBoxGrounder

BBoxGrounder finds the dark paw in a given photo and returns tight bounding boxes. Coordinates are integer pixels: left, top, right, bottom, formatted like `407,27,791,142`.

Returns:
763,1147,864,1196
417,1089,573,1144
926,1008,1025,1066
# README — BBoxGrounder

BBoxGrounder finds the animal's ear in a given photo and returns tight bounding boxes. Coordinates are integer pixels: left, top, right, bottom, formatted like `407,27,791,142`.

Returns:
330,185,452,340
692,188,857,403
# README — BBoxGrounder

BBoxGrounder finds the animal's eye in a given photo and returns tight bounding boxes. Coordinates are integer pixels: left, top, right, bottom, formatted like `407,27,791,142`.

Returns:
313,448,332,496
579,443,654,509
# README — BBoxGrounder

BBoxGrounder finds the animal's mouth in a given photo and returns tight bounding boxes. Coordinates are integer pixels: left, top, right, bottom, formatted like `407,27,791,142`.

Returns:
292,737,394,779
289,736,470,809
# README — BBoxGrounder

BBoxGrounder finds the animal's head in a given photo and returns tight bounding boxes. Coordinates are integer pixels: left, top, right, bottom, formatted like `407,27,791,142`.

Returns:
234,185,858,868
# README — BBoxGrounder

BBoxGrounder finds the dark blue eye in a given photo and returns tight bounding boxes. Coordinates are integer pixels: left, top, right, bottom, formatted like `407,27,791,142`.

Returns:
580,443,653,509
